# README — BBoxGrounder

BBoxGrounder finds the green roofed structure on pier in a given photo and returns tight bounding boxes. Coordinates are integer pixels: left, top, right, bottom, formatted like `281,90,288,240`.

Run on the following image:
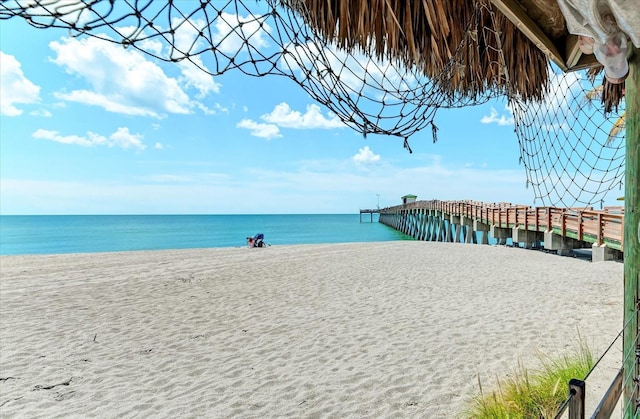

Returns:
401,195,418,205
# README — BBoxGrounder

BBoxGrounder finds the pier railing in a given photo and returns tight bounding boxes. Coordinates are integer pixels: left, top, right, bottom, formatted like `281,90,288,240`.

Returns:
378,200,625,251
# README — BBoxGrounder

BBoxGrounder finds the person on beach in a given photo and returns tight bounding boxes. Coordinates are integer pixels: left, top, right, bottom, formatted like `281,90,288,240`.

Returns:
246,233,265,247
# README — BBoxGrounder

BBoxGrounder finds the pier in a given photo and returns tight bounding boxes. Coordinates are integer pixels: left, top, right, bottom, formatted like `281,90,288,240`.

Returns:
359,209,379,223
377,200,624,262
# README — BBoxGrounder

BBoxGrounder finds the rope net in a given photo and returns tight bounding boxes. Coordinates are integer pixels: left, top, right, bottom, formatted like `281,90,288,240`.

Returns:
0,0,626,208
512,68,626,208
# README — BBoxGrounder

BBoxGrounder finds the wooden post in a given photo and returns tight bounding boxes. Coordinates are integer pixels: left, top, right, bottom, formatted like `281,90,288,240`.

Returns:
597,213,603,246
578,211,583,241
568,378,586,419
623,45,640,416
592,368,623,419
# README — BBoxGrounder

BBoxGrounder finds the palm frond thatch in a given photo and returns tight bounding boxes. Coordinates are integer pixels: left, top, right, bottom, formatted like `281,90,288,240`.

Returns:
290,0,624,110
582,86,625,144
608,111,626,145
586,67,626,112
292,0,550,102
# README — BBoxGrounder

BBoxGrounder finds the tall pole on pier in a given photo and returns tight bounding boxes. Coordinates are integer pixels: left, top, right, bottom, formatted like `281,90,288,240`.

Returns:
376,194,380,209
623,45,639,414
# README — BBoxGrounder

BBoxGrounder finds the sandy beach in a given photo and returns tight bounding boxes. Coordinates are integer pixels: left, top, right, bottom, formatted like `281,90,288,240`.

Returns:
0,242,624,418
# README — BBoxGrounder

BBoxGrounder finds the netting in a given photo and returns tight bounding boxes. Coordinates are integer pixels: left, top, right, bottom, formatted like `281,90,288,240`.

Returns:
0,0,626,207
512,69,626,208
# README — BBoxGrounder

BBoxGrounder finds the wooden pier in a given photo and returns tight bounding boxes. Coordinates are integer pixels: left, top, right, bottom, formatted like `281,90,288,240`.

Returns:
377,200,624,261
359,209,379,223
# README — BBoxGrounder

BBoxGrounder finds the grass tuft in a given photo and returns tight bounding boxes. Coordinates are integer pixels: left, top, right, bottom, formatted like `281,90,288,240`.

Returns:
467,341,594,418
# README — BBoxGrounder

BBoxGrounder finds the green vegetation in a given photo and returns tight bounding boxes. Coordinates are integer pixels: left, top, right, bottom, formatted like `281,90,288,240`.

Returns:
467,341,594,418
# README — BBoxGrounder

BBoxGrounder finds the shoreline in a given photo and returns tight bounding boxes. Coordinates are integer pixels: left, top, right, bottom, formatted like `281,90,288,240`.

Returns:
0,241,624,417
0,239,609,259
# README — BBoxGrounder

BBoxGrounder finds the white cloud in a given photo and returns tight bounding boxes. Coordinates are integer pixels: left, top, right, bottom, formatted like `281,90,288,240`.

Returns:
167,17,221,97
238,102,345,139
280,41,419,103
154,142,164,150
109,127,146,150
14,0,93,27
0,51,41,116
215,103,229,114
53,90,165,118
179,58,221,97
481,107,514,126
149,12,268,97
212,12,270,54
262,103,344,129
236,119,281,139
194,101,228,116
49,36,193,117
33,129,102,147
33,127,146,150
137,38,164,56
545,67,583,110
30,109,52,117
112,13,266,99
195,102,217,116
509,67,584,134
353,146,381,164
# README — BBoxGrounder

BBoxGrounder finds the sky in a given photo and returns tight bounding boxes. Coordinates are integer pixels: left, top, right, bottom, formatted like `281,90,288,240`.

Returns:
0,5,543,215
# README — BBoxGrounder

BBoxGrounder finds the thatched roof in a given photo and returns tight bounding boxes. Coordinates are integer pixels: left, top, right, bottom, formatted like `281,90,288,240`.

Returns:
291,0,622,106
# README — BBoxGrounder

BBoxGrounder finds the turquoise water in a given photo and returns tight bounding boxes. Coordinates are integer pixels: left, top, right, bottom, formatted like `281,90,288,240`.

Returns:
0,214,413,255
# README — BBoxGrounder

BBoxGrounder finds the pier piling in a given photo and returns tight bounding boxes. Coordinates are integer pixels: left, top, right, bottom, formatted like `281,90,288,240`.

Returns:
374,200,624,263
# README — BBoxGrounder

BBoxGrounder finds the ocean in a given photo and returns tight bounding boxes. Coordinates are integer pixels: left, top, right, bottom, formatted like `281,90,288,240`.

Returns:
0,214,413,256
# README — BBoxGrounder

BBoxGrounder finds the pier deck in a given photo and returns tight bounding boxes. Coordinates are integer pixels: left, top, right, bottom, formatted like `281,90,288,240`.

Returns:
359,208,380,223
376,200,624,261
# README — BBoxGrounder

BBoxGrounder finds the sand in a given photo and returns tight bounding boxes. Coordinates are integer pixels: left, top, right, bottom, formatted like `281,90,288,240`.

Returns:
0,241,624,418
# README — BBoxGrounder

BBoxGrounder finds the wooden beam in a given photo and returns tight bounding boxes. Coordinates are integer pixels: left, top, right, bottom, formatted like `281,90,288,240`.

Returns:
565,35,583,69
563,35,601,71
569,53,601,72
591,368,623,419
489,0,567,71
622,45,640,417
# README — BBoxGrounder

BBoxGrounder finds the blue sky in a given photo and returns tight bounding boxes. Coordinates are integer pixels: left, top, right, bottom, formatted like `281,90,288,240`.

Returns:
1,11,536,215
